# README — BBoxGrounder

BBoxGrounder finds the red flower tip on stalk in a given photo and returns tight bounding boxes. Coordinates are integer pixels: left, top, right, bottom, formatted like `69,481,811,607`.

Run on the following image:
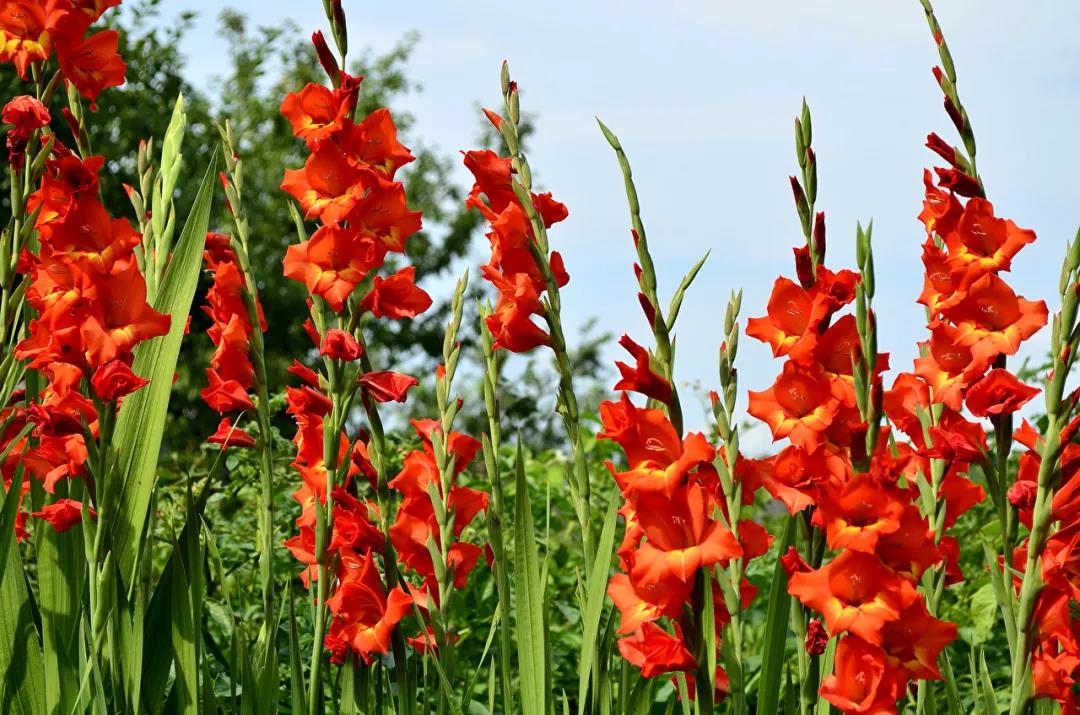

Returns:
805,618,828,656
813,211,826,259
926,132,958,167
60,108,80,139
614,335,672,405
789,175,805,206
207,417,256,449
482,108,503,129
1008,480,1038,511
312,30,340,80
3,95,50,135
33,499,94,533
358,371,418,403
321,329,362,361
637,292,656,328
934,167,981,198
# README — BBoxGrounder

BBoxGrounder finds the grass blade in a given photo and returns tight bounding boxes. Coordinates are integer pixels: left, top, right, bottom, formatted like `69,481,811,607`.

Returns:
578,498,620,715
756,516,796,715
514,439,549,715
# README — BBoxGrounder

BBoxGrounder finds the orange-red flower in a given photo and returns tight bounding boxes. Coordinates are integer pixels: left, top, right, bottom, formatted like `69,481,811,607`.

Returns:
280,82,355,146
630,481,741,584
788,550,918,645
941,197,1035,286
281,141,370,224
938,273,1047,364
913,326,988,410
747,361,843,452
616,622,696,679
359,266,432,319
55,25,126,102
964,367,1040,417
283,225,387,312
0,2,56,79
819,636,903,715
812,474,907,553
745,276,828,359
325,550,413,664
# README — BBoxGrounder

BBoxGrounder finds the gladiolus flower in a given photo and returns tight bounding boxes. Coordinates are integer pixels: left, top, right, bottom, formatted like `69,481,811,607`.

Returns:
613,335,672,404
819,636,903,714
805,618,828,656
33,499,94,533
56,27,126,102
283,225,387,312
880,600,957,680
939,273,1047,364
747,362,843,452
325,551,413,664
321,328,362,361
617,622,696,679
207,418,256,449
746,276,828,359
358,371,418,403
359,266,432,319
3,95,49,136
90,359,148,402
964,368,1040,417
280,83,354,146
788,550,918,645
813,474,906,553
0,2,55,78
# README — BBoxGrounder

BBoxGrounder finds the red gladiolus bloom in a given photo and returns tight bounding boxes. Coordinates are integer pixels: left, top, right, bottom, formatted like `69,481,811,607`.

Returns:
40,196,140,273
613,335,672,405
33,498,95,533
747,362,843,452
964,368,1040,417
880,600,957,681
788,550,917,645
90,359,148,402
321,328,362,362
813,474,906,553
357,371,418,403
617,622,696,679
607,572,692,634
819,636,903,715
913,326,988,411
281,141,369,224
359,266,432,319
201,369,256,413
348,108,415,177
598,394,714,499
207,418,256,449
942,197,1035,286
325,551,413,664
3,95,49,135
746,276,829,359
80,264,170,367
939,273,1047,364
56,28,126,102
280,83,354,146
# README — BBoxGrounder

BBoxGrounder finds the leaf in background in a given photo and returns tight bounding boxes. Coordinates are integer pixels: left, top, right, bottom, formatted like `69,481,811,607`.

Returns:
170,540,198,715
110,156,217,586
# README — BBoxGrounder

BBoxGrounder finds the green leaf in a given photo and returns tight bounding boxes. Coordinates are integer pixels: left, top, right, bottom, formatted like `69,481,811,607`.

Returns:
578,498,620,715
978,649,1000,714
110,156,217,587
756,517,796,715
170,541,198,715
0,472,45,715
969,583,997,646
514,439,548,715
287,580,307,711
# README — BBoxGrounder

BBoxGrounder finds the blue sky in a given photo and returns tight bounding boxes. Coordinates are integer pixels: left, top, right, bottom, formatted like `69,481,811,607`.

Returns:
171,0,1080,446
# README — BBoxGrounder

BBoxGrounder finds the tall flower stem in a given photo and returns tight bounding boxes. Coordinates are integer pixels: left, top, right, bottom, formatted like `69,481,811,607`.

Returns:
1007,230,1080,715
218,120,278,633
479,304,514,710
494,64,594,557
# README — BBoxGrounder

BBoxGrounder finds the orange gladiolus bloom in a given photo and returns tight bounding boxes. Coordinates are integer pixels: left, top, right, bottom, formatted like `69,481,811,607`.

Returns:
280,82,354,146
913,325,988,410
746,276,829,359
939,273,1047,364
280,141,370,224
79,264,170,367
813,474,906,553
747,361,843,452
0,2,56,79
788,550,917,645
283,225,387,312
880,600,957,681
630,481,741,584
55,27,126,102
819,636,903,715
942,197,1035,286
964,367,1040,417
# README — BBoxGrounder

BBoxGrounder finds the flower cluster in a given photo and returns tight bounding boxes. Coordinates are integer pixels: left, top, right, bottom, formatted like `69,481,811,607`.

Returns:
599,341,768,701
279,32,431,668
388,418,488,635
13,137,166,534
198,232,265,448
463,124,569,353
0,1,125,101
